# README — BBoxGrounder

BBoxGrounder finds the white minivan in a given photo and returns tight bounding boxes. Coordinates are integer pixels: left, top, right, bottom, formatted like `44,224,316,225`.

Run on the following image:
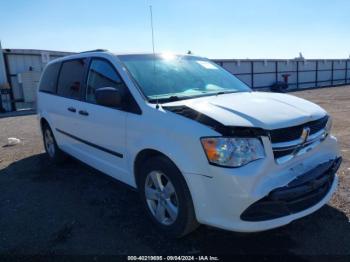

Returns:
37,50,341,237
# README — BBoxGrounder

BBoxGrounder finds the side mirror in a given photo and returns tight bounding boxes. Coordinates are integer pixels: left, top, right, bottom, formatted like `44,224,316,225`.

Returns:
95,87,124,108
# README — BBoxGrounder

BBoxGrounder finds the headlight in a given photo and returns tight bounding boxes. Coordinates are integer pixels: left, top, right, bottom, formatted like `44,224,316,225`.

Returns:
201,137,265,167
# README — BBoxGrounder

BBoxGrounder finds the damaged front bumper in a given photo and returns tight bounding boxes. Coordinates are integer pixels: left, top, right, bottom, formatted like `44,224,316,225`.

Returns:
241,157,342,221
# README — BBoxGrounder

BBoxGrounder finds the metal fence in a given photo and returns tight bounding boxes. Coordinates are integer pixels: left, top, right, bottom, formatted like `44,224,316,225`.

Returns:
212,59,350,90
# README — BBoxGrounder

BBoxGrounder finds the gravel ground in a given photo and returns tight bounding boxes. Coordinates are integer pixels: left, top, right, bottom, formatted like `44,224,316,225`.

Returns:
0,86,349,259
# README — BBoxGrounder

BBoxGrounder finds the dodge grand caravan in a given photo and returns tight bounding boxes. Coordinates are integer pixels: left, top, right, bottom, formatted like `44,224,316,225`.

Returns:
37,50,341,237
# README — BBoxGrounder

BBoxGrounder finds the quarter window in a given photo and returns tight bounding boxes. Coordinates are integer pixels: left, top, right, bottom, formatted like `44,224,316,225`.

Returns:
39,62,61,93
57,59,86,99
86,59,126,103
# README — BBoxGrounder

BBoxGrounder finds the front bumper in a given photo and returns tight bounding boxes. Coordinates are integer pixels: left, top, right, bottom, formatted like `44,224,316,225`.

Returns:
184,135,341,232
241,157,341,221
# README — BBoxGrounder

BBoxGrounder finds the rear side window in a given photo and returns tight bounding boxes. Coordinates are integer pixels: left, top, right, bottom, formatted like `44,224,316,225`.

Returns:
39,62,61,93
57,59,86,99
86,59,126,103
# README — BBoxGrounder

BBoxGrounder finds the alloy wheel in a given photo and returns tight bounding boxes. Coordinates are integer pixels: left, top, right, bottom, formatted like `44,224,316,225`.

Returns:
44,129,55,158
144,171,179,225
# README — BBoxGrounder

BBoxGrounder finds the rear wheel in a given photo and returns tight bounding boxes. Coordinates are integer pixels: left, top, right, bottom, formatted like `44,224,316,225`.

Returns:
137,156,199,238
42,123,66,163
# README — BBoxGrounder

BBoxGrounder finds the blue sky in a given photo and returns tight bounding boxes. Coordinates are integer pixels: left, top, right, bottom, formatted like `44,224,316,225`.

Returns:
0,0,349,59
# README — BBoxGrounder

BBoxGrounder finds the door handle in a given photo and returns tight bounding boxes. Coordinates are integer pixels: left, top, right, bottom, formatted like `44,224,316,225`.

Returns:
79,110,89,116
67,107,76,113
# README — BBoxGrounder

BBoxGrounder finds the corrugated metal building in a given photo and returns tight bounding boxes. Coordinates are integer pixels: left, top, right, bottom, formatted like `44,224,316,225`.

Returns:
0,44,72,112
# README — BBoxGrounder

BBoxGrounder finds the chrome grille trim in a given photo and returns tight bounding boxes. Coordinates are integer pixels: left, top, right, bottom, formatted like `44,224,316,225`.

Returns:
272,129,326,150
275,139,324,164
272,128,328,165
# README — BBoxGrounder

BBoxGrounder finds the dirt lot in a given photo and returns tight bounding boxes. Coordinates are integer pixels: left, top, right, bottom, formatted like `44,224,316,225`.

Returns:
0,86,349,259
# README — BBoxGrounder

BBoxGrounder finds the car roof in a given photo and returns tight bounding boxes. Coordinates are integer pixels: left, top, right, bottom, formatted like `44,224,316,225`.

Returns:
46,50,206,67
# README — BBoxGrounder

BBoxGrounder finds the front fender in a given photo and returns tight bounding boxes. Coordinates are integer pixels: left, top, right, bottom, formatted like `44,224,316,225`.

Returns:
126,108,217,187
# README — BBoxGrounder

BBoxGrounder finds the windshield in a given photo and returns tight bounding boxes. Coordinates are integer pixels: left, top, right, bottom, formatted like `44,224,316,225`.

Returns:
119,54,251,102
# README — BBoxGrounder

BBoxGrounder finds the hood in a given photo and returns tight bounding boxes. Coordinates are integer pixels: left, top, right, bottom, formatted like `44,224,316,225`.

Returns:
163,92,327,130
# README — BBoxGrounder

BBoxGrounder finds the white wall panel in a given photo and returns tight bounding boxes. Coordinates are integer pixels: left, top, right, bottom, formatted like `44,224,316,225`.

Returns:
277,61,296,72
235,75,251,86
222,61,251,74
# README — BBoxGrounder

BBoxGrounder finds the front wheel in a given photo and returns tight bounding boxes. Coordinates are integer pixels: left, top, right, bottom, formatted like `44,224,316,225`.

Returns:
137,156,199,238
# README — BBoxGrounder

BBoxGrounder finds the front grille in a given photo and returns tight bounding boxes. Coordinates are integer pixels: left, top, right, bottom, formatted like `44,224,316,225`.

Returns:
270,116,328,143
270,116,329,163
240,157,341,222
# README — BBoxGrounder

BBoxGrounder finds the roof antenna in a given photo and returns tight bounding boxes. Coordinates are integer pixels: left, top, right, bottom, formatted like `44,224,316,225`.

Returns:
150,5,155,56
149,5,160,109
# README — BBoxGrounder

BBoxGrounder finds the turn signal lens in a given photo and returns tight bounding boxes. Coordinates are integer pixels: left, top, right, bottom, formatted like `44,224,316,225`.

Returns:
201,138,220,161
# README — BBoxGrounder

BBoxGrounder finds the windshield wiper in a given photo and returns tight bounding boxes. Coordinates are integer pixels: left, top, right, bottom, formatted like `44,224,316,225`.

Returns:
149,95,182,103
149,90,239,104
215,90,238,96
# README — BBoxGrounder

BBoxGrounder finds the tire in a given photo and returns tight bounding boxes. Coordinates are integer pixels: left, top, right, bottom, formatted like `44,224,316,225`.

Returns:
42,123,66,164
137,156,199,238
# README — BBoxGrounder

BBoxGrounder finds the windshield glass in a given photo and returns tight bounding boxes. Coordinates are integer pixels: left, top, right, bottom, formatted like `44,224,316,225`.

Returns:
119,54,251,102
